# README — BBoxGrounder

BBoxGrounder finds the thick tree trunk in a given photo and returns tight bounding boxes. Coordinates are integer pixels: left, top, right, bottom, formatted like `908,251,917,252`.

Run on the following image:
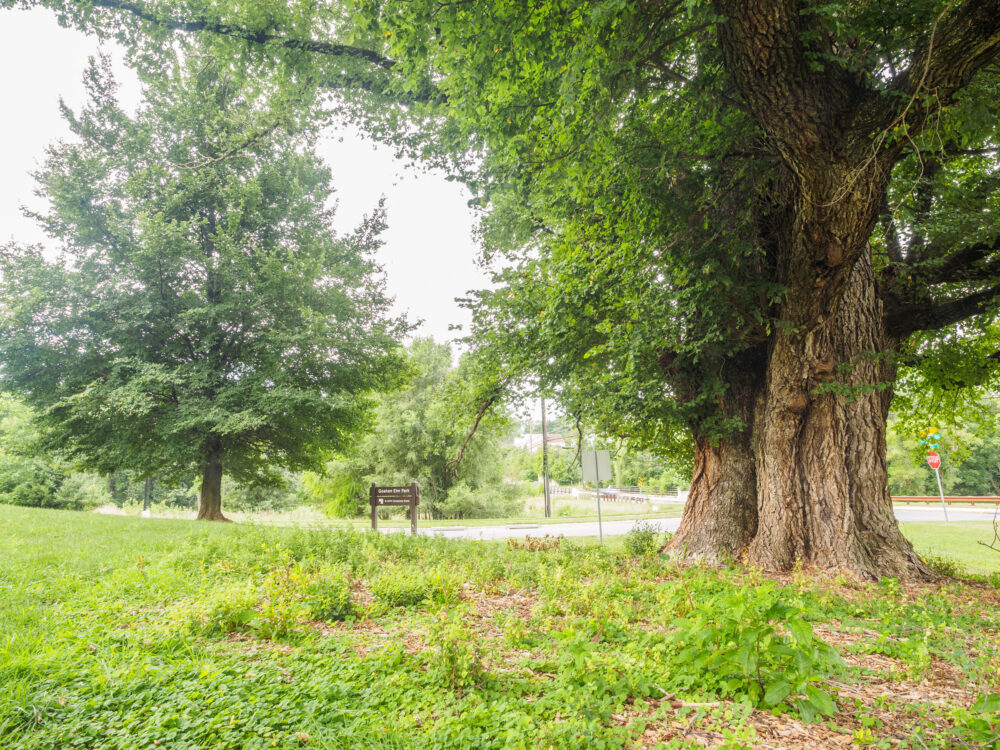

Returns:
748,251,932,578
668,351,763,562
196,460,229,521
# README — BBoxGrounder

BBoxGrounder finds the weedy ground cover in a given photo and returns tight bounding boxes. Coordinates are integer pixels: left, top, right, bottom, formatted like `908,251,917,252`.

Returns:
1,506,998,749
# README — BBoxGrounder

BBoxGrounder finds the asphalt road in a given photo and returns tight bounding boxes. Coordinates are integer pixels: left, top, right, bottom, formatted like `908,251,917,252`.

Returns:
382,505,998,541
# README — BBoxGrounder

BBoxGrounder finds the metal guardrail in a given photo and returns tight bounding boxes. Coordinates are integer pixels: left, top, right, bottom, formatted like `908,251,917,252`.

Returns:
558,491,1000,507
893,496,1000,506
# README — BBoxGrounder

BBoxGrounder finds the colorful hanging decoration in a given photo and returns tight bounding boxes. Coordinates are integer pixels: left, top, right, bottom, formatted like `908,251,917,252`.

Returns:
918,428,941,452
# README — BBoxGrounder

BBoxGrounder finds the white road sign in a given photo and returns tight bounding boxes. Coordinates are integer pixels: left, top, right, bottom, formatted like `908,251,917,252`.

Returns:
582,449,612,483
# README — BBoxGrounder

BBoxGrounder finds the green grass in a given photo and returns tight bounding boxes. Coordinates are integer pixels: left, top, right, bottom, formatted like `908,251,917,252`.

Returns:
525,522,1000,575
1,505,998,749
106,494,686,528
901,521,1000,575
357,507,685,529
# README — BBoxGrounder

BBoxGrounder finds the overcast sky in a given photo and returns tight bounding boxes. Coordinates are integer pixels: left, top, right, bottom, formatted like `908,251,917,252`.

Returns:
0,8,490,348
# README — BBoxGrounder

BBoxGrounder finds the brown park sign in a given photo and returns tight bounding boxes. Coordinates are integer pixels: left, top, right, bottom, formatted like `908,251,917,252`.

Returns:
370,482,419,536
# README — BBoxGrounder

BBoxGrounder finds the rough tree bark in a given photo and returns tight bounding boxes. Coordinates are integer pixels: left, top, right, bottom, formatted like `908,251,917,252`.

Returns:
669,350,763,562
668,253,932,576
837,256,931,577
701,0,1000,576
196,459,229,521
748,251,932,578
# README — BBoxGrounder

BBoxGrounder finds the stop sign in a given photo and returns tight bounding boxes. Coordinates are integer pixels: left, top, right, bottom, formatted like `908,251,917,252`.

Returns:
926,451,941,470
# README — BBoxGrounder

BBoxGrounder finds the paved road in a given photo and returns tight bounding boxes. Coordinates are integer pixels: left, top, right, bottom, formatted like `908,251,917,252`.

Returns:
895,506,999,522
382,505,997,541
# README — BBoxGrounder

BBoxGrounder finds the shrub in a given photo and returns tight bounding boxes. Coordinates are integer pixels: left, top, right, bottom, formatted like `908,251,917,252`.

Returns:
370,569,429,608
471,555,507,592
303,566,355,621
508,536,562,551
623,520,663,556
303,469,367,518
917,554,1000,587
425,568,462,606
0,397,106,510
256,566,310,639
53,473,111,510
664,575,845,722
922,554,967,578
224,476,303,512
0,459,103,510
427,607,485,690
435,482,523,519
186,583,259,635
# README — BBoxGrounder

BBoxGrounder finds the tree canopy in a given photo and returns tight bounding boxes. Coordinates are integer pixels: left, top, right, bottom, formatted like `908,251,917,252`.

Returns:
0,50,408,519
4,0,1000,573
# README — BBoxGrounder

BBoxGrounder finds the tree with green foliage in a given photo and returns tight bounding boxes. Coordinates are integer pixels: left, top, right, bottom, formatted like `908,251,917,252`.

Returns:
0,52,407,520
887,414,1000,497
304,338,513,518
613,450,692,495
506,446,582,486
0,395,106,510
356,0,1000,576
5,0,1000,574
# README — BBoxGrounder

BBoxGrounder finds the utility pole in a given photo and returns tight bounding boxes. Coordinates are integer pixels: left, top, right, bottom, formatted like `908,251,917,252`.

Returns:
541,397,552,518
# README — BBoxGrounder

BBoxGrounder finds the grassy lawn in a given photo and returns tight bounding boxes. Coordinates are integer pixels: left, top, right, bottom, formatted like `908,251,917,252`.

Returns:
1,505,998,749
571,524,1000,577
900,522,1000,575
103,494,686,528
354,503,686,529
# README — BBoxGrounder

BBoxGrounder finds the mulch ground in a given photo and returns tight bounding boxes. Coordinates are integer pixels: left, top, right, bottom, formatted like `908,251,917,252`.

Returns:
234,572,998,748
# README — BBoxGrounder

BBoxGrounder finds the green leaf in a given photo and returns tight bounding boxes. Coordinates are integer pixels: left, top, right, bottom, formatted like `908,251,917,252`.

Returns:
763,680,793,707
971,694,1000,714
803,685,837,717
787,617,813,646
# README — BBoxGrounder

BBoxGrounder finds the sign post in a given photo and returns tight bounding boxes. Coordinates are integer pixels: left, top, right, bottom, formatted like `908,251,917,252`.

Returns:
582,449,612,544
919,429,948,523
541,398,552,519
925,452,948,522
369,482,420,536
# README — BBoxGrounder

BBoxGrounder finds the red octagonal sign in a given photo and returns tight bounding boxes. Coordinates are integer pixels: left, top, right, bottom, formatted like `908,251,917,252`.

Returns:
926,451,941,470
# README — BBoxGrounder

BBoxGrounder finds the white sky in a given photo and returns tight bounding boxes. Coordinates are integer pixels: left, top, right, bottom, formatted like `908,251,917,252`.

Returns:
0,8,490,347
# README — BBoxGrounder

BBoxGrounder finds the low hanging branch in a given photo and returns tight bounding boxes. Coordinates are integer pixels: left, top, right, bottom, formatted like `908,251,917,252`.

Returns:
976,500,1000,555
446,379,512,476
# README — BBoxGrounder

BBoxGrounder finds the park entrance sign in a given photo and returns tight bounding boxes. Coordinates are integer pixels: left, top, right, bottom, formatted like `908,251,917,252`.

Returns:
370,482,420,536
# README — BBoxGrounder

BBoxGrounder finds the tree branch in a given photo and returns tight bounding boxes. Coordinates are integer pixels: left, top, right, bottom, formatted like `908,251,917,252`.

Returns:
714,0,859,171
926,237,1000,284
445,380,511,475
646,56,746,112
892,0,1000,103
896,235,1000,285
907,152,943,259
88,0,395,69
879,200,904,263
886,282,1000,336
877,0,1000,136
